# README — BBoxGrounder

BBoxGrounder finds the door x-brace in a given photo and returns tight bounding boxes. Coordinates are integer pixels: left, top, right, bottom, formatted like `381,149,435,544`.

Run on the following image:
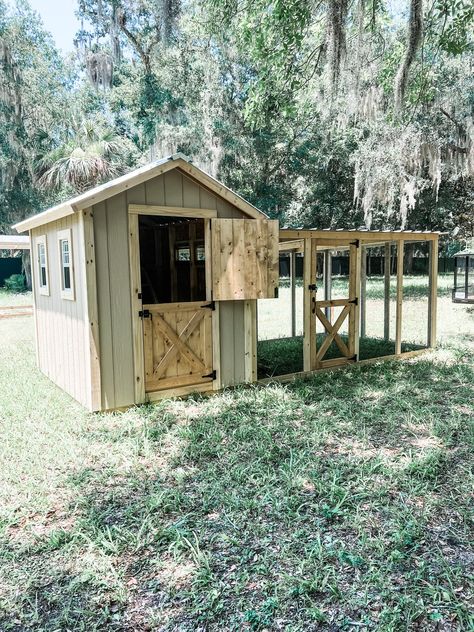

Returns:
314,304,352,362
152,310,208,378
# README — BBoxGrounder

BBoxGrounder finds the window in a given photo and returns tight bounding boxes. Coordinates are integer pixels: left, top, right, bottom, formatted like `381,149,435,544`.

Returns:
36,235,49,296
57,229,75,300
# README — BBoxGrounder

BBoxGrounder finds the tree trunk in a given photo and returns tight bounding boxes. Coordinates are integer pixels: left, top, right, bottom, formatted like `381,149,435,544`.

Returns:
394,0,423,114
22,250,31,290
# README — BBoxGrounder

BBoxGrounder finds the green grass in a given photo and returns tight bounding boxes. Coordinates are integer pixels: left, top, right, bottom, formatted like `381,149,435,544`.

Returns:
0,288,32,307
0,288,473,630
257,335,423,378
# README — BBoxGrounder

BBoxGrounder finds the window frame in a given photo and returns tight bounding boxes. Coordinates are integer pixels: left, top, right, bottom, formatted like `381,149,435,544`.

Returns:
57,228,75,301
36,235,49,296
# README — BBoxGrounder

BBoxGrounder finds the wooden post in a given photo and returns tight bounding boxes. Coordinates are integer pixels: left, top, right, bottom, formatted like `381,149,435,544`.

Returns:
395,240,404,355
384,242,391,341
428,238,438,348
323,250,332,321
348,242,362,359
360,245,367,338
82,208,102,412
128,212,146,405
303,238,317,371
290,251,296,337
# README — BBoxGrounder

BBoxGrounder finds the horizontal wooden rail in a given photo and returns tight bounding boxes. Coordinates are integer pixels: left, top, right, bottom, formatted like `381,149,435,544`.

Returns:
316,298,352,308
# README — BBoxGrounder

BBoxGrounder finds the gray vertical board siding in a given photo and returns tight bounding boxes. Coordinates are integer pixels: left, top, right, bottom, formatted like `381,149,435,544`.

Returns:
94,201,115,409
94,195,135,409
219,301,246,386
93,168,254,407
31,214,90,407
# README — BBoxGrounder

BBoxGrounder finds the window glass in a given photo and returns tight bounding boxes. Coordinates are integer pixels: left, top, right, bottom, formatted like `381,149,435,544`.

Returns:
176,246,191,261
196,245,205,261
60,239,71,290
38,243,46,286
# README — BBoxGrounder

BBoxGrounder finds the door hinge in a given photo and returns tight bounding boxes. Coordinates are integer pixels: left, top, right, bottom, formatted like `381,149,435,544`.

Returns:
201,301,216,310
349,297,359,306
351,239,360,248
274,287,279,299
202,369,217,379
349,354,358,362
308,284,317,291
139,309,151,318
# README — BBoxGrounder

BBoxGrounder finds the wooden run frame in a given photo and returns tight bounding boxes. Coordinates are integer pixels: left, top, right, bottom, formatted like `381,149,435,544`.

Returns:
128,203,222,404
278,229,440,381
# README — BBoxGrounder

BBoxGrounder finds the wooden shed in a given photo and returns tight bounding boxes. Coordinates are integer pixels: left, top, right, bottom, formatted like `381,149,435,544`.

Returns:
14,154,279,411
14,154,440,411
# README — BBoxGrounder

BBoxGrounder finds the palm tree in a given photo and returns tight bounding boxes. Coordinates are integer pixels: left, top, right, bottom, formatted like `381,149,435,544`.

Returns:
37,119,136,194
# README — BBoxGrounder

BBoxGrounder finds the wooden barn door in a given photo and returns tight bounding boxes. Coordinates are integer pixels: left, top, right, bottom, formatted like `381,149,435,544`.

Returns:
315,241,361,368
129,211,216,402
141,301,214,392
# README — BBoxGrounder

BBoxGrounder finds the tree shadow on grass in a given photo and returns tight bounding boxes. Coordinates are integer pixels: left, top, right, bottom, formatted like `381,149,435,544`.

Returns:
2,356,473,630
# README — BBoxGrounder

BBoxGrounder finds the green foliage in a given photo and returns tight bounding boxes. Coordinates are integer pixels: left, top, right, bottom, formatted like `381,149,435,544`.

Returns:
0,0,473,238
3,274,26,292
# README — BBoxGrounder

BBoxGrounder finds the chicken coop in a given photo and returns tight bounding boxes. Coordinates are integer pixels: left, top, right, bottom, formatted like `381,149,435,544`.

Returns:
14,154,439,411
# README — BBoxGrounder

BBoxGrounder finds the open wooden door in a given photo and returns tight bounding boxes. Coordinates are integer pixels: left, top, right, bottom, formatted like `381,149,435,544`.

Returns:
211,218,279,300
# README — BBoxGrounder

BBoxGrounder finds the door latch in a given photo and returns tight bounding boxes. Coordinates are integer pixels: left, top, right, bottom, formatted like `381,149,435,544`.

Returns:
139,309,151,318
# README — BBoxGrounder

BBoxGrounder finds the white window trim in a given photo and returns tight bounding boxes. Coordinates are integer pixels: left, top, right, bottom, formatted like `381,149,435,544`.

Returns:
36,235,49,296
57,228,75,301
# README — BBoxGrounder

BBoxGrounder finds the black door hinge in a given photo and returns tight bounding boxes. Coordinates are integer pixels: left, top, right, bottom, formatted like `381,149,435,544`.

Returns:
308,284,317,291
349,297,359,306
349,354,358,362
274,287,279,298
202,369,217,379
201,301,215,310
351,239,360,248
139,309,151,318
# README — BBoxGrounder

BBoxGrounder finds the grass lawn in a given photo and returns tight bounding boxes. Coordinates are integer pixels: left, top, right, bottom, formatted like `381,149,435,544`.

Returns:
0,280,473,630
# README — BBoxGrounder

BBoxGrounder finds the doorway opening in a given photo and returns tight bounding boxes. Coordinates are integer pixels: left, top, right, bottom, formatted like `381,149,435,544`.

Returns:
138,215,206,304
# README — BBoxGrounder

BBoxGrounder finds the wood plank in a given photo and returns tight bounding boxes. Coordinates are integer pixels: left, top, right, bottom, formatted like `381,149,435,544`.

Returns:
323,250,332,322
146,372,213,392
303,238,317,371
212,302,221,390
244,300,257,382
211,219,279,300
280,229,439,242
428,238,438,348
384,242,391,341
360,246,367,338
315,305,350,361
257,348,429,385
128,204,217,218
153,310,205,378
315,306,350,358
146,381,214,402
348,242,361,359
290,252,296,337
82,208,102,411
128,212,145,405
395,240,404,355
153,312,206,372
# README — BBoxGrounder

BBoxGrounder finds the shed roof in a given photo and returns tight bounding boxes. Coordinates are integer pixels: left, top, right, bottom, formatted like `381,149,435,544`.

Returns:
14,153,266,233
453,249,474,257
0,235,30,250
